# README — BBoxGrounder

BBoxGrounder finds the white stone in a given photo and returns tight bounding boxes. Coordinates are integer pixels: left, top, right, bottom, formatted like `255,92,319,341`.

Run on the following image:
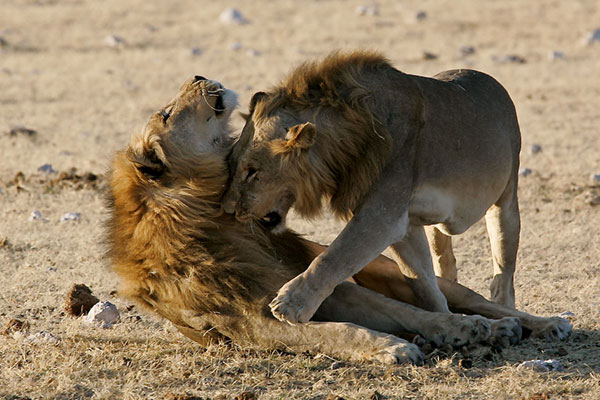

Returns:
246,49,261,57
517,359,564,372
190,47,203,56
590,173,600,183
220,8,248,25
104,35,126,48
559,311,575,318
584,28,600,45
229,41,243,51
61,212,81,222
549,50,565,60
83,301,120,328
356,5,379,16
29,210,48,222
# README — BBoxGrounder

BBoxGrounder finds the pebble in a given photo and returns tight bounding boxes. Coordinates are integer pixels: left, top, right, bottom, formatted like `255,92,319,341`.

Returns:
229,41,243,51
356,5,379,16
518,167,532,177
559,311,575,318
9,126,37,137
517,359,564,372
584,28,600,45
549,50,565,60
37,163,56,174
29,210,48,222
493,54,527,64
530,144,542,154
104,34,126,48
460,45,476,56
422,51,438,60
83,301,120,328
246,49,261,57
415,11,428,21
219,8,248,25
590,173,600,183
60,212,81,222
0,36,8,48
189,47,203,56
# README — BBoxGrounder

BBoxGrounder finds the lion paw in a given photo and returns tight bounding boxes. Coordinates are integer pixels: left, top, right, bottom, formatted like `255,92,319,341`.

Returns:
489,317,522,348
270,273,330,324
529,317,572,341
422,314,491,347
373,340,424,365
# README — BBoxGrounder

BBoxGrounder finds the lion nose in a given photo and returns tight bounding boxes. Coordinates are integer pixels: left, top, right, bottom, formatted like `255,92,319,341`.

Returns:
193,75,207,82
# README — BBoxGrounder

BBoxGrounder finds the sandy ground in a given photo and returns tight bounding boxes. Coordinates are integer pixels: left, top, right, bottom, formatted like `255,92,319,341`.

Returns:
1,0,599,399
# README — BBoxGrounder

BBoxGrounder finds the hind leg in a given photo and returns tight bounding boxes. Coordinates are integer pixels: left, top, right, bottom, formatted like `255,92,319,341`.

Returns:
485,176,520,308
425,226,457,282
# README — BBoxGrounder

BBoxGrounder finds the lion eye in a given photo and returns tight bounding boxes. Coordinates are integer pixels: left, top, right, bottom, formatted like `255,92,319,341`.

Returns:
245,167,257,182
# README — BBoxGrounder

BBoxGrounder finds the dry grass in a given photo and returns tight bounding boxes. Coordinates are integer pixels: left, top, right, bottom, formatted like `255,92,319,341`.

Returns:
1,0,599,398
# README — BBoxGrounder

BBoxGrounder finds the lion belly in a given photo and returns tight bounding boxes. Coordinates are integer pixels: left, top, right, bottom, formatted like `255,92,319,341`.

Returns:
409,183,502,235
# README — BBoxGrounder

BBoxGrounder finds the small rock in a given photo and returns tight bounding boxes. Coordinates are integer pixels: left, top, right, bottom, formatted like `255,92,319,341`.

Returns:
60,212,81,222
189,47,202,56
2,319,29,335
559,311,575,318
246,49,261,57
585,194,600,206
415,11,427,21
83,301,120,328
29,210,48,222
590,173,600,183
65,284,99,317
422,51,438,60
459,45,476,56
519,167,533,177
493,54,527,64
37,163,56,174
0,36,8,48
22,331,61,345
104,34,126,48
356,5,379,16
517,359,564,372
584,28,600,45
8,126,37,137
530,144,542,154
229,41,243,51
548,50,565,60
220,8,249,25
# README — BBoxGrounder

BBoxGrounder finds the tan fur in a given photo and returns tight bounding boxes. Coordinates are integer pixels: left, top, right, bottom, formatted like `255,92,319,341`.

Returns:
224,50,524,323
106,77,569,366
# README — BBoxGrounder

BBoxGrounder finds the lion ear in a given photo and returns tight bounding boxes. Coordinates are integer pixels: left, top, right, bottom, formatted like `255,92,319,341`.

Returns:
127,137,168,179
285,122,317,150
249,91,268,114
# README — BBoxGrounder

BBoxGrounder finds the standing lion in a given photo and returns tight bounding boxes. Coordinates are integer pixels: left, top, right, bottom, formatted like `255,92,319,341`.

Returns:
224,51,523,324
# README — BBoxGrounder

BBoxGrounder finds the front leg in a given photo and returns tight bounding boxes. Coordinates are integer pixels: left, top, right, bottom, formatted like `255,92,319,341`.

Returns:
179,310,423,365
270,208,411,324
388,224,450,312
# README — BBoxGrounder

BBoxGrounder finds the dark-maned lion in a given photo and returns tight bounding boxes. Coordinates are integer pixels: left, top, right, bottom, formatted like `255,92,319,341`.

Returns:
223,50,524,324
106,77,568,367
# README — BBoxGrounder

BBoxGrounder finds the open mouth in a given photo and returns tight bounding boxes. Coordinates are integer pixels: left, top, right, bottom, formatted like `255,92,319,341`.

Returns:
260,211,282,229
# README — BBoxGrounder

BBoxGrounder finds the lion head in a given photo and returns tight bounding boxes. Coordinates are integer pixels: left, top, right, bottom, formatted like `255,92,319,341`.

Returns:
127,75,238,185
